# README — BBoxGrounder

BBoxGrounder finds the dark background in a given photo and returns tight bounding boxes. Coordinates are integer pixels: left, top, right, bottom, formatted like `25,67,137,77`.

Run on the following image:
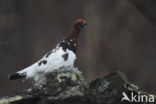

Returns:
0,0,156,96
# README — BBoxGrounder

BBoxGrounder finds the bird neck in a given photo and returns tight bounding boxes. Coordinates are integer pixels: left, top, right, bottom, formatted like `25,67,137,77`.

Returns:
66,23,80,43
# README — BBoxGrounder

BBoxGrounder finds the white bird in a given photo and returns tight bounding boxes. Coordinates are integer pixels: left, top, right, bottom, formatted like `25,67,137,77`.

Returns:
9,18,87,81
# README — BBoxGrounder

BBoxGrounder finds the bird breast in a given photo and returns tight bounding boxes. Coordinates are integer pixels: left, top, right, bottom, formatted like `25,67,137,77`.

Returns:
42,47,77,73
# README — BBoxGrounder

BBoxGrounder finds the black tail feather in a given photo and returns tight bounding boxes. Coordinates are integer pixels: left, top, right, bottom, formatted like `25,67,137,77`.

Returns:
8,73,26,80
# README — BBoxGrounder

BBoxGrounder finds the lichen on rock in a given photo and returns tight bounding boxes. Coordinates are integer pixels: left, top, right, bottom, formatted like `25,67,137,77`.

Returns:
0,68,155,104
32,66,85,103
0,95,22,104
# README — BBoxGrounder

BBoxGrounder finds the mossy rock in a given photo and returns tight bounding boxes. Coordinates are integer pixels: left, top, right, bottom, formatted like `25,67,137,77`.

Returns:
32,66,85,103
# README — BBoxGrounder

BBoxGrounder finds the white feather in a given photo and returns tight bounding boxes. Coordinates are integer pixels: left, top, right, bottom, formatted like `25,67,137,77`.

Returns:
18,46,76,81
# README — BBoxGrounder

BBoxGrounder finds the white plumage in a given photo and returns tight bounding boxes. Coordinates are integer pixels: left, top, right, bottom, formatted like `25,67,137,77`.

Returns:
18,45,76,81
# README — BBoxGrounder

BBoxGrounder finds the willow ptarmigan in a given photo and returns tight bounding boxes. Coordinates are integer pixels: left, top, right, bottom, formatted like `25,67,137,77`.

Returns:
9,18,87,81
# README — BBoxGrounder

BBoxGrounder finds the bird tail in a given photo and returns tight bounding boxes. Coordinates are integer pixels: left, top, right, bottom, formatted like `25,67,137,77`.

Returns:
8,73,26,80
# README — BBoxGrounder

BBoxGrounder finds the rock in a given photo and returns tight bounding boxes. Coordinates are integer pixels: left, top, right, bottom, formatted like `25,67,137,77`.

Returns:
0,67,155,104
33,66,85,104
86,71,127,104
86,71,156,104
0,92,39,104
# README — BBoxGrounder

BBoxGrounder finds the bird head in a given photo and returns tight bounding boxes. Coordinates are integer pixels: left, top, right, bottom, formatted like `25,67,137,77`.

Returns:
67,18,87,41
75,18,87,28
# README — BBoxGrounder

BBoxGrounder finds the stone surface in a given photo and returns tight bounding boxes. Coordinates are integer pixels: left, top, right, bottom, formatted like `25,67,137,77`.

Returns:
0,67,155,104
34,66,85,104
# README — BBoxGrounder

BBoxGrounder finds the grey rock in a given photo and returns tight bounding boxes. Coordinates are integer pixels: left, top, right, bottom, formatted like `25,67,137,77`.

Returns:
0,67,155,104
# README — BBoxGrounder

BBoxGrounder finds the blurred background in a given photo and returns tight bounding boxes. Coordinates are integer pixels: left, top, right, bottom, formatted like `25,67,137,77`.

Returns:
0,0,156,96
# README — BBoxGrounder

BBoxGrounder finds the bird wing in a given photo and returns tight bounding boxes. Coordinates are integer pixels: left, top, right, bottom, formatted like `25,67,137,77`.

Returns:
10,40,76,80
18,46,67,78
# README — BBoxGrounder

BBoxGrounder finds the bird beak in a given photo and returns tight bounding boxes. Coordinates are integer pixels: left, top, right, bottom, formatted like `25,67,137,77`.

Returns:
83,21,87,25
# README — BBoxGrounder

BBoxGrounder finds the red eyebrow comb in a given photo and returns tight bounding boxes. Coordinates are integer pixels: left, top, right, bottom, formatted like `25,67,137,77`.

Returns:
76,18,84,22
